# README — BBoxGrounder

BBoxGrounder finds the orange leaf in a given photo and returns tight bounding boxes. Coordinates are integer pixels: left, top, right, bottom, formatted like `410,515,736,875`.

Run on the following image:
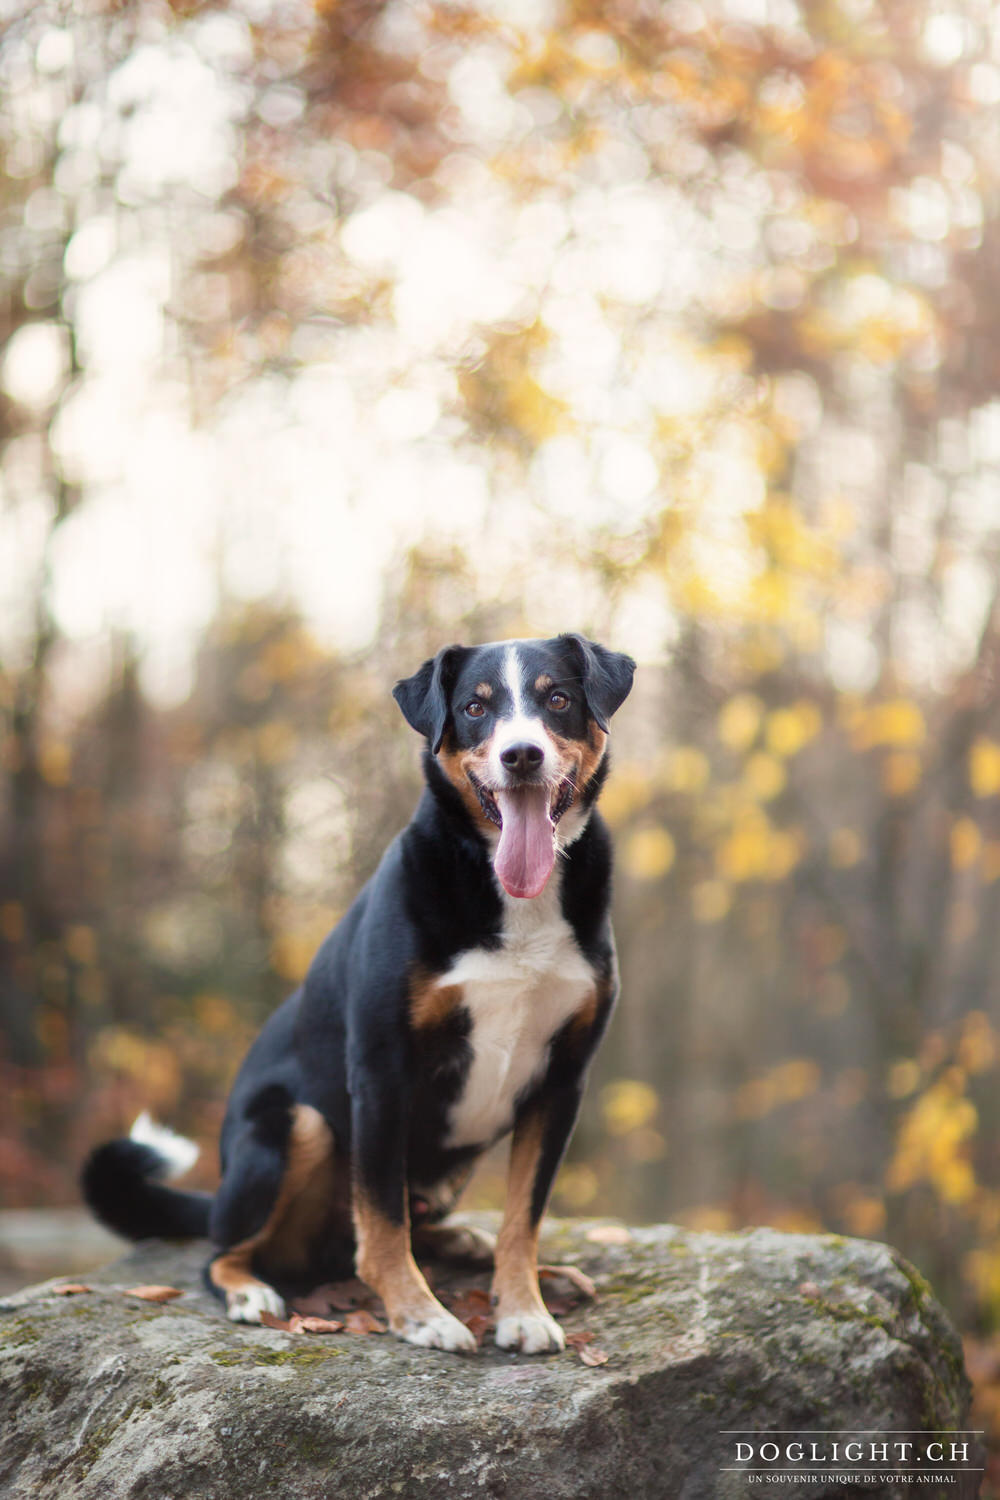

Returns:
538,1264,597,1299
259,1310,294,1331
462,1313,492,1346
289,1314,344,1335
446,1287,492,1321
345,1309,386,1335
123,1285,183,1303
52,1283,92,1296
322,1279,372,1311
578,1345,610,1366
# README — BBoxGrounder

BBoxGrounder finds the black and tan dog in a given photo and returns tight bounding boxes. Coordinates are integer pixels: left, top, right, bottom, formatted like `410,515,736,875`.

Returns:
83,634,634,1354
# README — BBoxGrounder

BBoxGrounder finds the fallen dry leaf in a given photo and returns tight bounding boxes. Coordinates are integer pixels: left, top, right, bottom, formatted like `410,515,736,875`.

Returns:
564,1331,596,1350
578,1345,610,1366
52,1284,92,1296
259,1310,294,1331
290,1315,344,1335
584,1225,631,1246
123,1285,183,1303
539,1264,597,1299
462,1313,492,1346
322,1279,374,1312
345,1309,386,1335
446,1287,492,1321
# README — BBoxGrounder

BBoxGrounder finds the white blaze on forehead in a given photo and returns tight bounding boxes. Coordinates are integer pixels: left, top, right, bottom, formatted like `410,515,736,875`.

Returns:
491,644,559,782
502,644,525,716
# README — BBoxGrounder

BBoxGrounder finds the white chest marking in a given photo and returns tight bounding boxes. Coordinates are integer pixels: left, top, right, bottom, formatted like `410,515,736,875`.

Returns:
437,884,594,1149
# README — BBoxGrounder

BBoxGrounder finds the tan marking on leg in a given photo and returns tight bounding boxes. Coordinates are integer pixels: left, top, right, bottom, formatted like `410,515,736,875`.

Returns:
409,967,464,1031
353,1190,476,1351
492,1111,546,1318
210,1104,336,1314
208,1243,261,1294
265,1105,337,1268
492,1111,565,1353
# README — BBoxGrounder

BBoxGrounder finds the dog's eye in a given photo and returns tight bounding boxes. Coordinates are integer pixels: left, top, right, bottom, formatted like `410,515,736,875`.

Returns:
465,700,486,718
548,690,570,711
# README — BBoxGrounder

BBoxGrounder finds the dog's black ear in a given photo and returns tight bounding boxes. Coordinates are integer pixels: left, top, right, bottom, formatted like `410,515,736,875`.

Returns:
559,634,636,731
392,645,467,753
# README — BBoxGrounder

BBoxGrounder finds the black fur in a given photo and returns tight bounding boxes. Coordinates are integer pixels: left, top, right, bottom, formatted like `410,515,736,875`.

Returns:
82,635,635,1322
82,1139,211,1240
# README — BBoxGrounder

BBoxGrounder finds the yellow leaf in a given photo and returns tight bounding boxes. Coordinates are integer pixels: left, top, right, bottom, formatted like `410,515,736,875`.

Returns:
744,752,786,801
662,746,710,794
257,720,297,765
829,828,862,867
766,702,822,758
270,931,316,982
64,925,97,965
39,741,71,786
600,1079,659,1137
841,1192,886,1238
853,699,925,749
882,750,921,797
692,880,730,923
950,817,981,871
718,819,770,882
958,1012,997,1075
886,1059,921,1099
717,694,763,753
970,738,1000,798
625,1128,667,1163
771,1058,820,1102
555,1164,598,1210
623,827,675,880
599,765,651,826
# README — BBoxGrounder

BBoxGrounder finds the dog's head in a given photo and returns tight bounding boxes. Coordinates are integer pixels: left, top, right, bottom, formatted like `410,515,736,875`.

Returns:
393,635,635,899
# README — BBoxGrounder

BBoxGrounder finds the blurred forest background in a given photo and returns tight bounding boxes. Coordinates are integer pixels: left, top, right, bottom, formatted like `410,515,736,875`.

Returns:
3,0,1000,1437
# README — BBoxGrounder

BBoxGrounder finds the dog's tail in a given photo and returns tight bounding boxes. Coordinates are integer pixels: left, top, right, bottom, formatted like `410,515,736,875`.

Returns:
81,1112,212,1240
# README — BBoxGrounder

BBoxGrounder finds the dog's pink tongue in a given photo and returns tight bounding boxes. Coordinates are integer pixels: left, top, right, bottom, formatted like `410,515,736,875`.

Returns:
494,786,555,899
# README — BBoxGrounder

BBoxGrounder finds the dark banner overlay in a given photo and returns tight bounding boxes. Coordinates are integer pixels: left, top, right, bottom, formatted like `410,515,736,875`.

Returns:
719,1431,985,1495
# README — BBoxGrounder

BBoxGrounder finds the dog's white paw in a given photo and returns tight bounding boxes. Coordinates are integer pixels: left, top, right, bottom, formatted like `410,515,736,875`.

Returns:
495,1310,565,1354
398,1309,477,1354
226,1284,287,1325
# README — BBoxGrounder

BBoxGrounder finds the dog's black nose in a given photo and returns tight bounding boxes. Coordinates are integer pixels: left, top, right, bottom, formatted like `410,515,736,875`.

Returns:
500,743,544,775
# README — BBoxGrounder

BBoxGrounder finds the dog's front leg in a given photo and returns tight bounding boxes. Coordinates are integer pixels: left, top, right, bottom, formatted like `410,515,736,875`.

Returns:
492,1085,582,1354
350,1073,476,1354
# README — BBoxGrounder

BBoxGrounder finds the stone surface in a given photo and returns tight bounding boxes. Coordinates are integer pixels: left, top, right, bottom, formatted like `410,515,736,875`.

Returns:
0,1216,977,1500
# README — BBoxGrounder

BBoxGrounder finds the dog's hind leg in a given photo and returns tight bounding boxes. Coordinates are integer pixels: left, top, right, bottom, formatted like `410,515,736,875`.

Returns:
409,1166,496,1267
208,1092,336,1324
351,1071,477,1353
412,1220,496,1266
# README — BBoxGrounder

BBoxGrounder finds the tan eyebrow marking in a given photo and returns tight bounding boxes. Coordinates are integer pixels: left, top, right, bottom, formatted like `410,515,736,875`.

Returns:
535,674,554,693
474,682,493,699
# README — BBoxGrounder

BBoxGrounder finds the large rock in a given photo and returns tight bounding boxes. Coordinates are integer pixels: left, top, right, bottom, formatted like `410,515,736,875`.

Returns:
0,1217,977,1499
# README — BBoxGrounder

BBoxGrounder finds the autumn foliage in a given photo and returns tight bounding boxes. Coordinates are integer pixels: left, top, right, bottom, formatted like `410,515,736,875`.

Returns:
2,0,1000,1463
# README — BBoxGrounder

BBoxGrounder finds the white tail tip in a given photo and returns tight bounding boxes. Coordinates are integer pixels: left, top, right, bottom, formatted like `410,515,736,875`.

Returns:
129,1111,200,1180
